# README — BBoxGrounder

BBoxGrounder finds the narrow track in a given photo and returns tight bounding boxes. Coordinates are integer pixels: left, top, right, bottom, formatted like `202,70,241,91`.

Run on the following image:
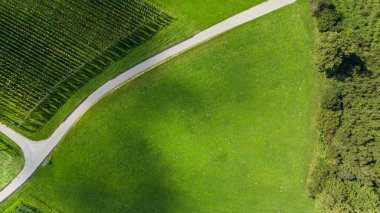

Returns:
0,0,296,203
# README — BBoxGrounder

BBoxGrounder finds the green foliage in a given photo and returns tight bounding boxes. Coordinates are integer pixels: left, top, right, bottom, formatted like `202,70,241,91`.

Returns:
316,179,380,212
320,81,342,111
2,196,61,213
0,135,23,190
308,157,332,197
315,32,366,78
309,0,380,211
317,81,343,142
310,0,334,16
315,32,342,75
317,109,342,142
0,0,172,133
316,179,353,212
310,0,341,32
316,7,341,32
367,45,380,72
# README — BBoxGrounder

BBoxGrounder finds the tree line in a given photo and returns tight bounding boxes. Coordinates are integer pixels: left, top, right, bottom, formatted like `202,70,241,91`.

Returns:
308,0,379,212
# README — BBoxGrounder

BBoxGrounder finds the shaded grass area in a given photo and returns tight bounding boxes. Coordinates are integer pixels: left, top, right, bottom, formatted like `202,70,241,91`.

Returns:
0,134,23,190
21,0,265,140
1,0,318,212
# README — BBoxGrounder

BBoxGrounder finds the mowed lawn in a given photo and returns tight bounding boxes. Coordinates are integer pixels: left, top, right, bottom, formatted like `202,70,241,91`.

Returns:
1,0,318,212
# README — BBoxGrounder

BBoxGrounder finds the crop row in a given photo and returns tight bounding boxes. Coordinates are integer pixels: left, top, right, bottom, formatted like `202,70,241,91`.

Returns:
0,137,19,156
0,0,172,132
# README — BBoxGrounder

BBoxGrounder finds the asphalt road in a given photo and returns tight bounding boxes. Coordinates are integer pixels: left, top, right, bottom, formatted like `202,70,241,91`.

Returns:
0,0,296,203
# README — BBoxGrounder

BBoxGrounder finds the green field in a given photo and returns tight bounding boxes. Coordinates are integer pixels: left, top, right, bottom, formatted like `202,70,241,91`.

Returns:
1,0,265,139
1,0,318,212
0,135,23,190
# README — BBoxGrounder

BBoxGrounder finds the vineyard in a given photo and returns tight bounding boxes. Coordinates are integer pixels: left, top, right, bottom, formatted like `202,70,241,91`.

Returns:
0,135,23,190
1,196,59,213
0,0,172,132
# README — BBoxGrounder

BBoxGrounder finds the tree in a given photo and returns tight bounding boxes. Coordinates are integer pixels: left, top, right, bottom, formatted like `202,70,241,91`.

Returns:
316,7,342,32
315,32,343,76
308,157,331,197
320,81,342,111
310,0,341,32
310,0,334,16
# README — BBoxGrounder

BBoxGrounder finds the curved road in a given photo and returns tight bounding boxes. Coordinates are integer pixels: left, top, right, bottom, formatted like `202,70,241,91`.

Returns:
0,0,296,203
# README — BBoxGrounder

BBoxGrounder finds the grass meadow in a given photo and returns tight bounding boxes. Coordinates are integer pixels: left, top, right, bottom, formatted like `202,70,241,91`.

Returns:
0,0,319,212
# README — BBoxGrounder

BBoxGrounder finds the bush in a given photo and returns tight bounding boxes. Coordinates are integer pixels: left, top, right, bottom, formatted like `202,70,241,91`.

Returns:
315,32,342,75
316,7,342,32
348,182,380,211
310,0,334,16
310,0,341,32
320,81,342,111
308,158,331,197
316,179,352,212
366,45,380,72
317,109,342,142
315,179,380,212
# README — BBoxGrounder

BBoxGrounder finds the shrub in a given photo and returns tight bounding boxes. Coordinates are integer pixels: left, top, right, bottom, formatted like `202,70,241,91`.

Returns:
317,109,342,142
320,81,342,111
310,0,341,32
316,7,342,32
366,45,380,72
316,179,352,212
308,158,331,197
315,32,343,76
310,0,334,16
348,182,380,211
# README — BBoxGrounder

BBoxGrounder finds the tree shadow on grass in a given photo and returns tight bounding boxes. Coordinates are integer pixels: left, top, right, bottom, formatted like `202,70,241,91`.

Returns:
119,133,181,213
10,77,202,212
65,131,182,213
134,76,207,117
